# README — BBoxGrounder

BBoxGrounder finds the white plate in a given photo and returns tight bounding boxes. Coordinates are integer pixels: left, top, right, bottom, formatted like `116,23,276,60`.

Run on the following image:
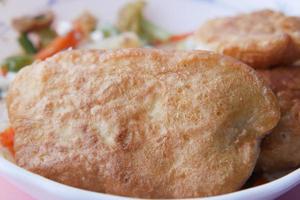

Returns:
1,0,300,200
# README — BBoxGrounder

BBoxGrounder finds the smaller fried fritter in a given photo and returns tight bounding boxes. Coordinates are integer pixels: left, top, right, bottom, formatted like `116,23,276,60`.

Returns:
257,66,300,172
195,10,300,69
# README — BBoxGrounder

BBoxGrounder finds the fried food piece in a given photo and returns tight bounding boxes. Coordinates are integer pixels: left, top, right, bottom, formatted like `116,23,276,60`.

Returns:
7,49,280,198
12,11,54,33
195,10,300,69
257,66,300,172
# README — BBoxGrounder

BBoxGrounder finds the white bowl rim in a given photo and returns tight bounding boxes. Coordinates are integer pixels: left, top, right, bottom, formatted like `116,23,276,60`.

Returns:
0,156,299,200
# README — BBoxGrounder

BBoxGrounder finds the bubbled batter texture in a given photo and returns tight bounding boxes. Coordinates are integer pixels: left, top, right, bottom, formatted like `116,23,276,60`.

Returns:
7,49,280,198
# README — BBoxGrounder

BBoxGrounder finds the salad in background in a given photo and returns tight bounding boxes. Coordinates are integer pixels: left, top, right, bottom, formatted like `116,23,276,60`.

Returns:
0,0,192,75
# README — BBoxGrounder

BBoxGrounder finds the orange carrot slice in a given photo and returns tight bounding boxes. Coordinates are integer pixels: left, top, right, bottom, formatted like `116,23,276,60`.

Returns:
168,32,193,42
35,28,83,60
0,127,15,155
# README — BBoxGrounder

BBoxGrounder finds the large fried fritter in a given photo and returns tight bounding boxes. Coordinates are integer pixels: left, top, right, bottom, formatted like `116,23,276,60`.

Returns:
7,49,279,198
257,66,300,172
195,10,300,69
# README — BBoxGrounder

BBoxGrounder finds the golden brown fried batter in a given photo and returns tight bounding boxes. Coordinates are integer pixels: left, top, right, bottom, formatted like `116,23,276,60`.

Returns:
257,66,300,172
195,10,300,69
7,49,280,198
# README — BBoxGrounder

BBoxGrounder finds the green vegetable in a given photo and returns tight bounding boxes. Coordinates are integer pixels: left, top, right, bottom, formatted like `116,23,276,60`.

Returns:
140,18,170,43
117,0,169,44
36,27,57,48
101,25,119,38
117,0,145,34
4,55,33,72
18,33,37,54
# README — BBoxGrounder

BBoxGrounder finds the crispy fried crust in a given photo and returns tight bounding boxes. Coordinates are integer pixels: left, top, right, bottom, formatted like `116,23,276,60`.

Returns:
195,10,300,69
257,66,300,172
7,49,280,198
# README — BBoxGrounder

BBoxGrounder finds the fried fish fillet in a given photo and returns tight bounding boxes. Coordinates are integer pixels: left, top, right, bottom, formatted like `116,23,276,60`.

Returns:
195,10,300,69
7,49,280,198
257,66,300,172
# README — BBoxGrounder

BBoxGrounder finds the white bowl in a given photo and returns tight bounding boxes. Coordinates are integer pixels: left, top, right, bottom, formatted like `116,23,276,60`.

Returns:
1,156,300,200
1,0,300,199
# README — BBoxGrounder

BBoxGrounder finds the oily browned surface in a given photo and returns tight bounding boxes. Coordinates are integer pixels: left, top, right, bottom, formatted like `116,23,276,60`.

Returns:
195,10,300,69
7,49,279,198
257,66,300,172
